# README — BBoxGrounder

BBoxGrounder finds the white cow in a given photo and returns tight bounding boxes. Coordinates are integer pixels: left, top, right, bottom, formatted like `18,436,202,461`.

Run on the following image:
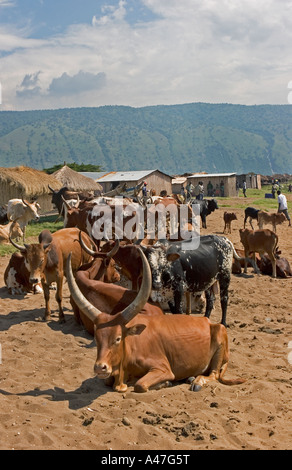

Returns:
7,198,41,240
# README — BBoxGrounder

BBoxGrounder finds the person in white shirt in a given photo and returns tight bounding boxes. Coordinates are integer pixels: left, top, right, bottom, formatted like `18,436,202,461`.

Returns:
277,190,291,226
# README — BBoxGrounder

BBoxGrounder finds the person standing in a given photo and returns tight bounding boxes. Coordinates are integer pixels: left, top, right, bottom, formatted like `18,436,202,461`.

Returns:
277,190,291,226
207,180,213,197
194,181,204,200
243,181,247,197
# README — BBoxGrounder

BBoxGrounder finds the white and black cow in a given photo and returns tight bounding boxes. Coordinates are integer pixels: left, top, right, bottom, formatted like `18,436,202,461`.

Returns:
191,199,218,229
139,235,243,326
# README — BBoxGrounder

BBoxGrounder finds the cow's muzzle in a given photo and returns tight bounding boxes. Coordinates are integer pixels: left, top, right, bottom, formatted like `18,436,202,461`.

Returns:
29,277,40,286
152,280,162,290
94,362,112,379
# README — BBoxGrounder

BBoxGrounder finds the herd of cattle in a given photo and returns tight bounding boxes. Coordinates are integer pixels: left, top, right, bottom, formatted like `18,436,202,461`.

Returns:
1,186,291,394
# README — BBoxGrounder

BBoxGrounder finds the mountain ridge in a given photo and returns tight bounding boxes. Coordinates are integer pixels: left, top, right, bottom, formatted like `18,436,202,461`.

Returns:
0,102,291,175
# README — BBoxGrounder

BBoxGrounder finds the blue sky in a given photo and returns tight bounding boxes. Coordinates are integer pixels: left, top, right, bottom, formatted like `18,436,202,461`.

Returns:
1,0,292,110
0,0,158,38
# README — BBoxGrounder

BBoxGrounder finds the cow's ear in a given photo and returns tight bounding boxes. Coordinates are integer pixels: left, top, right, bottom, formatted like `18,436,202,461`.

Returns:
166,252,180,262
125,323,146,337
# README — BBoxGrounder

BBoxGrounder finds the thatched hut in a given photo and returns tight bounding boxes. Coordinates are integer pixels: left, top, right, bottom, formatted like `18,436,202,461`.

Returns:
0,166,62,213
52,165,102,194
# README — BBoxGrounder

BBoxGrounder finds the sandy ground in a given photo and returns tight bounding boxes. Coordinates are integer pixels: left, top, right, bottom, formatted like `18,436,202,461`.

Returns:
0,196,292,451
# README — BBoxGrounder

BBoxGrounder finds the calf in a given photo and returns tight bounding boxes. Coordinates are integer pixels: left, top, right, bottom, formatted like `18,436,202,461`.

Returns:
9,227,94,322
0,220,23,244
239,228,278,278
223,212,237,233
244,207,260,229
67,247,245,393
258,211,286,232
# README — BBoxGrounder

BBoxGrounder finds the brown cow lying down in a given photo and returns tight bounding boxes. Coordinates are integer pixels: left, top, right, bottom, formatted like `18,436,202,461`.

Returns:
239,228,278,278
232,249,260,274
258,253,292,278
258,210,286,232
0,220,23,244
232,247,291,277
4,252,43,295
223,212,237,234
67,247,245,393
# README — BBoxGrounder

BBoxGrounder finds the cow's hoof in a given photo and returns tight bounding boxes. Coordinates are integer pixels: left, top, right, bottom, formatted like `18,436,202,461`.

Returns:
114,384,128,393
134,383,148,393
186,376,195,384
59,317,66,324
190,383,202,392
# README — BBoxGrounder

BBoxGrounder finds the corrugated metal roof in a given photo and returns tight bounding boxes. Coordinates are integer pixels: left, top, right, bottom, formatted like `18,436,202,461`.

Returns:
188,172,236,178
81,169,171,182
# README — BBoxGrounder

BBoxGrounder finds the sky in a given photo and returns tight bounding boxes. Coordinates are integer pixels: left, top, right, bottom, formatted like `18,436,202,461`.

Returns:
1,0,292,111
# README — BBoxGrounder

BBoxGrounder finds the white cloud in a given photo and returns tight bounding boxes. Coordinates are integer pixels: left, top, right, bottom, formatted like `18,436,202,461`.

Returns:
0,0,15,7
1,0,292,110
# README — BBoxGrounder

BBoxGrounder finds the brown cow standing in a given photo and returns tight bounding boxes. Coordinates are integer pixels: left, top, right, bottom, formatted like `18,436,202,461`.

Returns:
239,228,278,278
223,212,237,234
66,247,245,393
10,228,95,322
258,211,286,233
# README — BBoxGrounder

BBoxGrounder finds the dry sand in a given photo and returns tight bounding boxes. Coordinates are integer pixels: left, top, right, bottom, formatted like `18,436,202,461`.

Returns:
0,196,292,451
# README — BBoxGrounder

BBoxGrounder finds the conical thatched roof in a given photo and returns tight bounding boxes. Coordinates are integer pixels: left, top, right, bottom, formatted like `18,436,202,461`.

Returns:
0,166,62,198
52,165,102,192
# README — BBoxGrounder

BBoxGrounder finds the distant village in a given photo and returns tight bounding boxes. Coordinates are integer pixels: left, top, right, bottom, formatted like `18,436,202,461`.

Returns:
0,165,291,214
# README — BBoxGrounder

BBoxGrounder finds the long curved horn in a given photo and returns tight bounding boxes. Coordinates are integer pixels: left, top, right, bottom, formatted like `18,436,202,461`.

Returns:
21,197,29,207
74,194,80,208
9,235,26,252
66,252,102,322
78,230,119,258
78,230,97,257
61,195,71,209
104,238,120,258
121,247,152,324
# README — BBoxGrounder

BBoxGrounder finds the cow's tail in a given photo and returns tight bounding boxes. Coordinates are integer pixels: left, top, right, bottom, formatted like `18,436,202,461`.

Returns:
218,363,246,386
226,238,258,272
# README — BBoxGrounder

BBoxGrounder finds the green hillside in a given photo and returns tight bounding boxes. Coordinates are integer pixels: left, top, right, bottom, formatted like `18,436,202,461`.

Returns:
0,103,291,175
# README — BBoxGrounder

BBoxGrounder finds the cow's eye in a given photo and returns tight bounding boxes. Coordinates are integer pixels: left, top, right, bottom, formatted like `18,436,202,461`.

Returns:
115,336,121,345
